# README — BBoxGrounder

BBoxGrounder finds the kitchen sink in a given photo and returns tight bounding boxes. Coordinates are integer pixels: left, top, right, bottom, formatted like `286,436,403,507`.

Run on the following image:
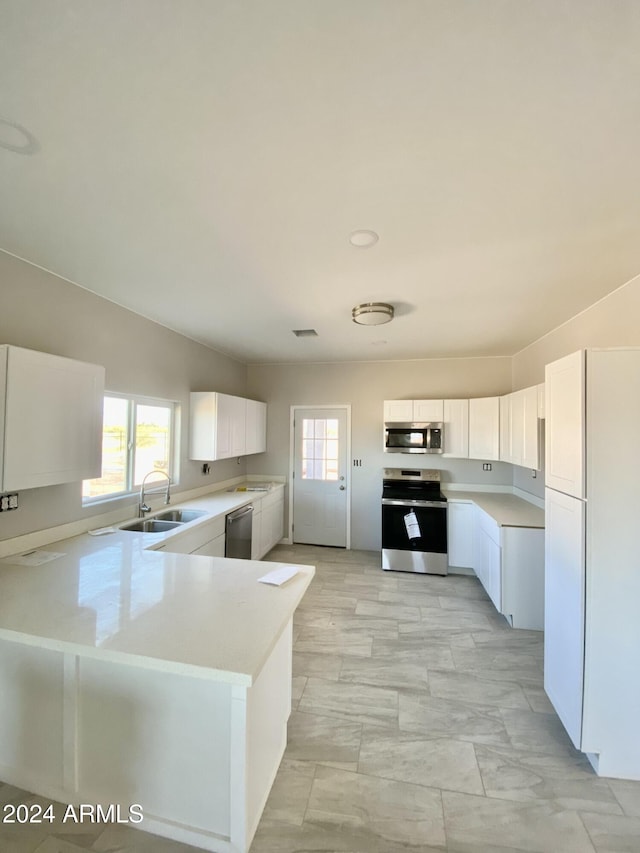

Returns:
154,509,206,523
120,519,182,533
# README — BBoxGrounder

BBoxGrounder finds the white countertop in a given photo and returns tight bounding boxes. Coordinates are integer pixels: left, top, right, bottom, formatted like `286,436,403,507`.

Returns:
444,489,545,528
0,483,313,686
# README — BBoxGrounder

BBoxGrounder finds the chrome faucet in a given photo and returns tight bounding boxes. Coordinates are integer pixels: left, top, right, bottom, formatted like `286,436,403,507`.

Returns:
139,470,171,517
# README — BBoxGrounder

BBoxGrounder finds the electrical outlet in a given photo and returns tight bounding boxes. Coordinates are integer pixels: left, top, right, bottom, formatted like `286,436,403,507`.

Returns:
531,470,537,478
0,493,19,511
482,463,492,471
202,463,210,475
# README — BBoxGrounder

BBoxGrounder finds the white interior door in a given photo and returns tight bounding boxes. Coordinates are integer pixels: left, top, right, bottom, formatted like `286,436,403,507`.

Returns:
292,407,348,547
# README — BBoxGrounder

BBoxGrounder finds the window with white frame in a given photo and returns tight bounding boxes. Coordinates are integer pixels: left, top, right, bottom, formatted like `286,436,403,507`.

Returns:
82,394,178,502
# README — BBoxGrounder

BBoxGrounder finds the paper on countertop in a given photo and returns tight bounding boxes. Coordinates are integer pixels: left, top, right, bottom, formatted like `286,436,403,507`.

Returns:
258,566,299,586
2,550,66,567
88,526,117,536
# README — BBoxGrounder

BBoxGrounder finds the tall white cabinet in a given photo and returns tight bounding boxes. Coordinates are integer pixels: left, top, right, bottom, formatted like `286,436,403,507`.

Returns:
544,347,640,779
0,345,104,491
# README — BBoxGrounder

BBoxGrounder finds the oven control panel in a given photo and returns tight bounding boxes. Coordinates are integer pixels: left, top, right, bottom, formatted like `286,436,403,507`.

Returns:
383,468,441,482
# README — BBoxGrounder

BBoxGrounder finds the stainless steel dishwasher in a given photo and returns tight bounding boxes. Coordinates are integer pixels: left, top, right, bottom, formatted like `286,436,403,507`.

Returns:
225,504,253,559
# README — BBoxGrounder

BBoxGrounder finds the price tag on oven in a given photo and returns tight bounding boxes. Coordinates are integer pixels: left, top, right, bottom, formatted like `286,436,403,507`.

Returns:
404,510,421,539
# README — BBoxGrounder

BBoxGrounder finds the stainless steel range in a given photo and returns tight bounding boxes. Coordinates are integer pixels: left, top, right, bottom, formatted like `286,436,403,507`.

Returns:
381,468,448,575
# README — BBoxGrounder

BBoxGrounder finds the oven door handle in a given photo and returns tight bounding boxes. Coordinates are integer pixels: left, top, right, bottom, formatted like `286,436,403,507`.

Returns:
381,498,447,508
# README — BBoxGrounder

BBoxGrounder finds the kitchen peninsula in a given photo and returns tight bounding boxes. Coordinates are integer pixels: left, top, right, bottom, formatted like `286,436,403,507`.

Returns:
0,498,313,853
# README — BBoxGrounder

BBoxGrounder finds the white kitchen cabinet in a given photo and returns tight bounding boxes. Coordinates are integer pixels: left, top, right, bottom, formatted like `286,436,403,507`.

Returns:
443,399,469,458
153,515,226,555
245,399,267,455
260,489,284,557
545,350,585,498
446,500,474,568
499,386,540,470
474,508,502,610
501,525,545,631
413,399,444,421
0,345,104,491
521,385,540,469
499,395,512,464
383,400,413,422
544,347,640,779
251,502,263,560
229,395,247,456
383,399,443,422
472,505,544,630
190,392,266,462
192,533,226,558
468,396,500,460
190,392,229,460
544,486,585,747
537,383,545,418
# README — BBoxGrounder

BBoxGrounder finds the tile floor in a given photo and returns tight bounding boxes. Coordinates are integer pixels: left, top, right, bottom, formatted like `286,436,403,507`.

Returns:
3,544,640,852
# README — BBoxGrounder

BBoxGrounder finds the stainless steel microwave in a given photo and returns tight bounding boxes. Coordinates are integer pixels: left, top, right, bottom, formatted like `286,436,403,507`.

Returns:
384,422,444,454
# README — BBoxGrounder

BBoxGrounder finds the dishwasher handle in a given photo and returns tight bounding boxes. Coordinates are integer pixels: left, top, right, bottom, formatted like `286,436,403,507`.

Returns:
227,505,254,523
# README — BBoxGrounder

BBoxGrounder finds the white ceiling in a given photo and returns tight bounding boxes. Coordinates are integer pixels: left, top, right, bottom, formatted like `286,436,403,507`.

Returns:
1,1,639,364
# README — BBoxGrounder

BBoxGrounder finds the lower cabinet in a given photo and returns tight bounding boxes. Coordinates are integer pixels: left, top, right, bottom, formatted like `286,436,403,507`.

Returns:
472,507,544,630
151,486,284,562
474,509,502,611
448,499,544,630
258,490,284,558
154,516,226,556
251,504,263,560
446,501,475,569
192,534,225,557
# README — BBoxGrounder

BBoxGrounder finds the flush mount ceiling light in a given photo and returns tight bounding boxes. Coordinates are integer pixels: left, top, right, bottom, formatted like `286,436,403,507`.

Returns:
349,229,379,248
352,303,394,326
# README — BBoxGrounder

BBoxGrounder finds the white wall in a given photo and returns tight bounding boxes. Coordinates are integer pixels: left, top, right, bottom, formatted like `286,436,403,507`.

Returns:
511,273,640,503
0,251,248,540
247,357,513,551
513,273,640,387
4,249,638,550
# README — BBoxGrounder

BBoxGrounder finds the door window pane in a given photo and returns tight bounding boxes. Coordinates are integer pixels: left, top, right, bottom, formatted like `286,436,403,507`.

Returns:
301,418,339,480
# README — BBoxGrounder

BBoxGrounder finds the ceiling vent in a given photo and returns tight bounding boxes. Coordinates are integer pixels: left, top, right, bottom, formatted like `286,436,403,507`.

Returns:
292,329,318,337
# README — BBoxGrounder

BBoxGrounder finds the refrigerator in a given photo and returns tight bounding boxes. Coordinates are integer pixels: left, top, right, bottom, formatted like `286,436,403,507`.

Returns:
544,348,640,780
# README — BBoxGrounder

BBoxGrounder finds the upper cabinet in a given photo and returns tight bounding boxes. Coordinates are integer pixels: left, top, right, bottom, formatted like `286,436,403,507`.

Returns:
383,399,443,422
0,345,105,491
537,383,545,419
412,399,444,421
468,396,500,460
442,399,469,458
545,350,585,498
190,392,266,461
384,389,542,467
500,385,541,470
245,398,267,455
